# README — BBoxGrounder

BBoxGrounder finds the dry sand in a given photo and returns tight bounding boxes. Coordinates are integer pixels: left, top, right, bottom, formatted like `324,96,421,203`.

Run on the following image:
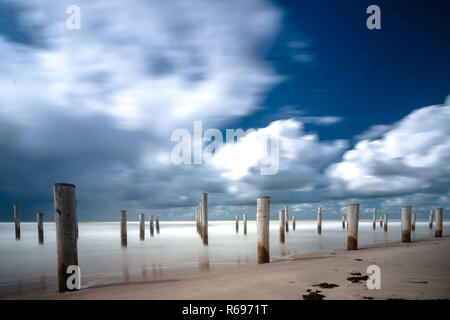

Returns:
38,236,450,300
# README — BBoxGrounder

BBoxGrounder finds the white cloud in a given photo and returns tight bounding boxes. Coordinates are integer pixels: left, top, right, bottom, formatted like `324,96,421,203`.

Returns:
327,103,450,197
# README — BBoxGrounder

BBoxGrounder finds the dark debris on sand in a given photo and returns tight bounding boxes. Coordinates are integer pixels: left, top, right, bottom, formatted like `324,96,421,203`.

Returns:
302,290,325,300
347,275,369,283
312,282,339,289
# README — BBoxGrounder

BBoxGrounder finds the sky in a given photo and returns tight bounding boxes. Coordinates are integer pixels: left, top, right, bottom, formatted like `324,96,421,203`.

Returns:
0,0,449,221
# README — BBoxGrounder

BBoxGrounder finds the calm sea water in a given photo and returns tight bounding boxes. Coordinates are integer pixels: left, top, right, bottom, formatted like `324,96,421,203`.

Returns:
0,220,448,298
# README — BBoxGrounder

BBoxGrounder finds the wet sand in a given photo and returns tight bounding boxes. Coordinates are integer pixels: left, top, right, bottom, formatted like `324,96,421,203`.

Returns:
31,236,450,300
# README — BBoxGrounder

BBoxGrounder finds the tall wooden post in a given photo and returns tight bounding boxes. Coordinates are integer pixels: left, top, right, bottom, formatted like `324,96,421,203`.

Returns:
156,216,160,234
411,213,416,231
54,183,78,293
435,208,443,238
279,210,285,243
293,215,296,231
243,214,247,235
257,197,270,264
372,208,377,230
120,210,127,247
37,212,44,244
235,215,239,233
201,193,208,245
429,209,434,229
347,204,359,250
150,215,154,237
14,204,20,240
317,207,322,234
384,214,388,232
139,213,145,240
285,206,289,232
342,215,345,229
401,206,411,243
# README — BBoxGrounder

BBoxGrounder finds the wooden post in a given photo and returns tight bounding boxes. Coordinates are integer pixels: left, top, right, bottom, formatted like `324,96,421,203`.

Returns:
412,213,416,231
342,215,345,229
401,206,411,243
201,193,208,245
293,215,296,231
317,207,322,234
257,196,270,264
199,201,203,238
150,215,154,237
37,212,44,244
156,216,160,234
435,208,443,238
235,215,239,233
380,216,383,227
429,209,434,229
372,208,377,230
384,214,388,232
139,213,145,240
120,210,127,247
285,206,289,232
279,210,285,243
347,204,359,250
14,204,20,240
53,183,78,293
243,213,247,235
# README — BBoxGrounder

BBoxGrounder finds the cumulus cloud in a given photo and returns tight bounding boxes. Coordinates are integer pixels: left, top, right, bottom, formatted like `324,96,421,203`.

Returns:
327,103,450,198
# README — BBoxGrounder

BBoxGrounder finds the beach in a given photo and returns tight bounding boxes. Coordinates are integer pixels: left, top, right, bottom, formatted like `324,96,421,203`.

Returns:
34,236,450,300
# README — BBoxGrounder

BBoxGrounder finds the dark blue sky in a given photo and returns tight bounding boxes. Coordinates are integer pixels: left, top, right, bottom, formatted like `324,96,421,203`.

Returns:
237,0,450,142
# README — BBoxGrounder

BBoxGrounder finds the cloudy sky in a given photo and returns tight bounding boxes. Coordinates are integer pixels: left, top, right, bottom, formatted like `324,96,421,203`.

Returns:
0,0,449,221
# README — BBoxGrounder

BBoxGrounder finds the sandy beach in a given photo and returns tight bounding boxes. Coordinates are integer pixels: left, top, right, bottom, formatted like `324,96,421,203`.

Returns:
34,236,450,300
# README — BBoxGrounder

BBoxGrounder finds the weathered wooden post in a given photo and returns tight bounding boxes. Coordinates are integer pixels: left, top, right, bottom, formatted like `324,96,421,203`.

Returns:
384,214,388,232
401,206,411,243
139,213,145,240
150,215,154,237
342,215,345,229
14,204,20,240
199,201,203,238
429,209,434,229
293,215,296,231
411,213,416,231
257,196,270,264
317,207,322,234
347,204,359,250
380,215,383,227
435,208,443,238
235,215,239,233
120,210,127,247
372,208,377,230
53,183,78,293
243,213,247,235
285,206,289,232
37,212,44,244
156,216,160,234
201,193,208,245
279,210,285,243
